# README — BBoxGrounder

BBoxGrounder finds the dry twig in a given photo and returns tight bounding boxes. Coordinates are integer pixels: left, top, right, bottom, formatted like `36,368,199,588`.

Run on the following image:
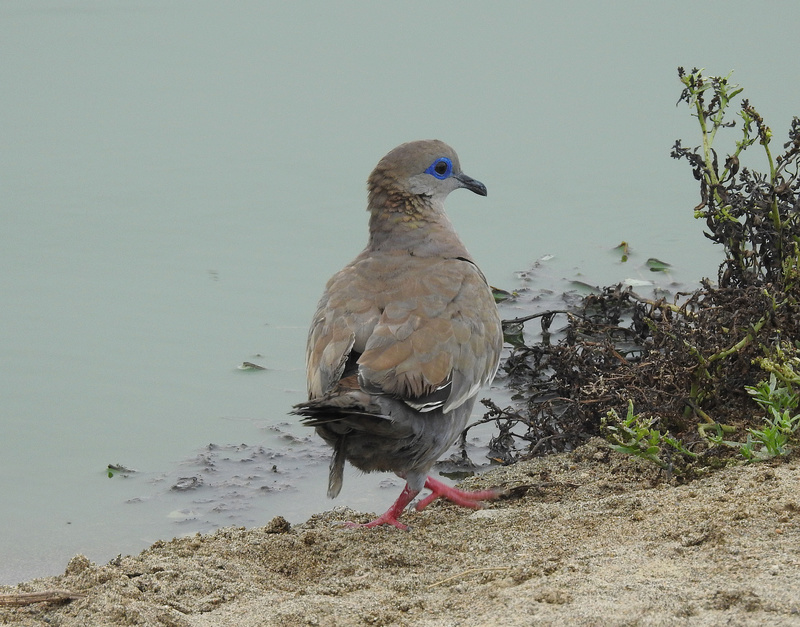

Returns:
0,589,85,606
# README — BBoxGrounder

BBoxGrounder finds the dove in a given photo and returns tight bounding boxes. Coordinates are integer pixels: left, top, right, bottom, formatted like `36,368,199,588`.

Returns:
292,140,503,529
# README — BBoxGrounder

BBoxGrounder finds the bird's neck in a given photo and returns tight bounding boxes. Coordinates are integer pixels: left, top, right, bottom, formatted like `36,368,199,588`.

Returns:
366,192,470,258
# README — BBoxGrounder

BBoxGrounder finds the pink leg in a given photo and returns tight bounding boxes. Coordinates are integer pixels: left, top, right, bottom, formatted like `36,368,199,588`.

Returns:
414,476,499,511
344,477,498,529
344,483,420,530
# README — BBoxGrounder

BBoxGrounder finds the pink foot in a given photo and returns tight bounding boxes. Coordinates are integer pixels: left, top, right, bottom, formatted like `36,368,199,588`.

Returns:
415,476,499,511
341,477,499,529
343,514,409,530
342,483,420,530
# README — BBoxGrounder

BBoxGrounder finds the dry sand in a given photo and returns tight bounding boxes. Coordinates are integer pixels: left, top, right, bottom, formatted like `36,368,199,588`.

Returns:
2,439,799,626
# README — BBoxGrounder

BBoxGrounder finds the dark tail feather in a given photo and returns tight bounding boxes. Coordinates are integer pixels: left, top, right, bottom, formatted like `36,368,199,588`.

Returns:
327,436,346,498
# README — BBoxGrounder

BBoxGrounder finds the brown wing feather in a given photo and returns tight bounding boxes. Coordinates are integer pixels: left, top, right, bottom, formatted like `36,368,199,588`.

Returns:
306,251,501,411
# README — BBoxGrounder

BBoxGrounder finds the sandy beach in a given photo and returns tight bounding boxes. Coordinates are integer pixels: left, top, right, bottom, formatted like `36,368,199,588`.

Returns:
2,439,799,626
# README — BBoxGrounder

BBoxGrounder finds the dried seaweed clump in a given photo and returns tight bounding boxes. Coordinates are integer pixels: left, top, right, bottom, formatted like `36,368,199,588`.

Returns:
475,69,800,476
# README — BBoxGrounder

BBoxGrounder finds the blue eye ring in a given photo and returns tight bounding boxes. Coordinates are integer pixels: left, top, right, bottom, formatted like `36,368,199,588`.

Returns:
425,157,453,180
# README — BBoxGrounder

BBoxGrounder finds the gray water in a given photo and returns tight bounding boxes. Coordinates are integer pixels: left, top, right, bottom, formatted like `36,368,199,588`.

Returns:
2,0,799,584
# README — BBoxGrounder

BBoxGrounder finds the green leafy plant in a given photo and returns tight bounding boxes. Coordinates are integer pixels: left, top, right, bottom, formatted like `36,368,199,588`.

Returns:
667,68,800,408
754,341,800,387
673,67,800,290
739,409,800,461
700,372,800,462
602,401,696,471
697,421,742,451
739,372,800,461
746,372,799,414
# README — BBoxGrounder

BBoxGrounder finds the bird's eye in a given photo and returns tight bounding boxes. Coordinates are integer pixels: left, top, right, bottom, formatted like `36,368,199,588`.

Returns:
425,157,453,180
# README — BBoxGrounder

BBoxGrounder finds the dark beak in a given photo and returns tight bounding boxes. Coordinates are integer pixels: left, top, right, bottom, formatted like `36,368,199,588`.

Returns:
455,172,487,197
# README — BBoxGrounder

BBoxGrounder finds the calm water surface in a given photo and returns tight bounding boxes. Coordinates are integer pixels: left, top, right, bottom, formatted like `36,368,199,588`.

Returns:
2,1,799,583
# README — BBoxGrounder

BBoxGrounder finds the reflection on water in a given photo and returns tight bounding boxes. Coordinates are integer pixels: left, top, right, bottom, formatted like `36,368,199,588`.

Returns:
3,0,797,583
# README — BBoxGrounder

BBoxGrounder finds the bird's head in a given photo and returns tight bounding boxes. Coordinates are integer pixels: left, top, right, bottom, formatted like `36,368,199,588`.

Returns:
368,140,487,209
